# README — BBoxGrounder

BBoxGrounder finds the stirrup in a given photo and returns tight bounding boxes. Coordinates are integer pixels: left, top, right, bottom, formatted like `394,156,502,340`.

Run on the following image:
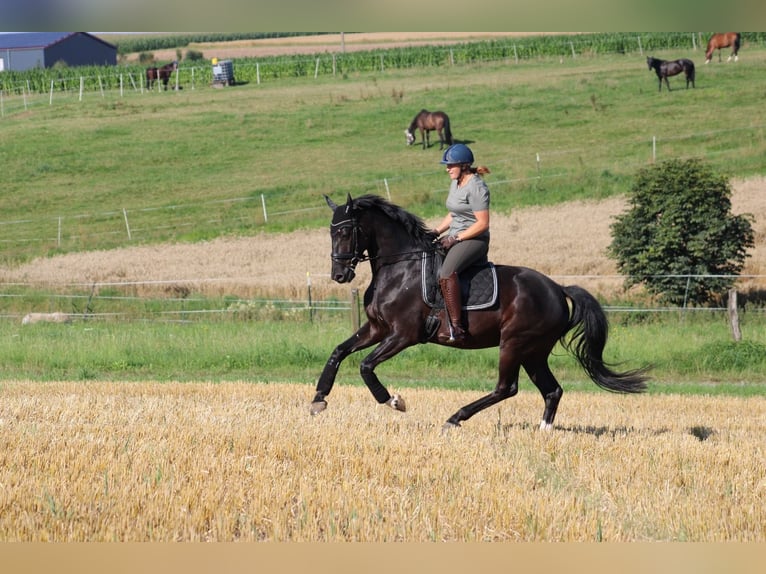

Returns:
448,323,466,342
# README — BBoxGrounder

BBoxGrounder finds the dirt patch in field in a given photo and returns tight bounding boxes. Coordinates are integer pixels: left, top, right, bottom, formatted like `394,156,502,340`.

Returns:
3,177,764,300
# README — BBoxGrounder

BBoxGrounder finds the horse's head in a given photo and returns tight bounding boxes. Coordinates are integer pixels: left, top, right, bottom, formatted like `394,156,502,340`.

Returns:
404,129,415,145
326,194,365,283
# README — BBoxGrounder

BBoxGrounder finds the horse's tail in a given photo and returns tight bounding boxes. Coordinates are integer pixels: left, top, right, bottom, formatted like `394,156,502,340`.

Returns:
443,116,453,145
733,32,742,52
560,285,649,394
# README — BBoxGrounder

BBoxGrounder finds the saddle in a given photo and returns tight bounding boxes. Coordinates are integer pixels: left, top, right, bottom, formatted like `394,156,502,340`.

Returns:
420,251,499,341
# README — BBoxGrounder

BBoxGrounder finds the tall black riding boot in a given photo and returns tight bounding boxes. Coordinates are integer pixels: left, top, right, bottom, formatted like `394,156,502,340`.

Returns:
439,272,466,342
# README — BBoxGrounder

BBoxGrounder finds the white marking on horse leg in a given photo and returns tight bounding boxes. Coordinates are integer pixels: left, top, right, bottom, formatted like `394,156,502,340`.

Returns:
539,420,553,431
385,393,407,412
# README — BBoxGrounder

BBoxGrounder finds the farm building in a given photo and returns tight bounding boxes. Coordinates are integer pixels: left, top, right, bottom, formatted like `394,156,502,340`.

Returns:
0,32,116,72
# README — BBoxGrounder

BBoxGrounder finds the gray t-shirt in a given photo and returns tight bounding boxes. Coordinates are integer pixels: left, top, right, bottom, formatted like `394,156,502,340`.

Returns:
445,175,490,240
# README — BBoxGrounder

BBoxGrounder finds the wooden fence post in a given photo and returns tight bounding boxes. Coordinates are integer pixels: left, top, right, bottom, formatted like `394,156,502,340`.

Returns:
728,289,741,341
350,289,360,332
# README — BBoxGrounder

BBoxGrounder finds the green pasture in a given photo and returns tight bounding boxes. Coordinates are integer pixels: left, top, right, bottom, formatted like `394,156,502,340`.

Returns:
0,312,764,395
1,43,765,263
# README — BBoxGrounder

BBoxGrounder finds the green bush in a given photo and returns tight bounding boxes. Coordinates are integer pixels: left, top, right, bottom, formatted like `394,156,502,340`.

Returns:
609,158,755,306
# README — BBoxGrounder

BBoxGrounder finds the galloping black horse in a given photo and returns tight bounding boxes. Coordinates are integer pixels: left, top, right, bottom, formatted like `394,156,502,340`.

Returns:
311,194,649,431
405,109,453,150
146,61,178,90
647,56,695,92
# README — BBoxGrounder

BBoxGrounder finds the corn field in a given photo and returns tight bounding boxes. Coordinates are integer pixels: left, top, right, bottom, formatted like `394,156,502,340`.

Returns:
3,33,766,94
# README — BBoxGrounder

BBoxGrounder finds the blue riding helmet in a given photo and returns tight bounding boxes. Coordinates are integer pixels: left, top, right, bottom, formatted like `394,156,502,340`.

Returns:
440,143,474,165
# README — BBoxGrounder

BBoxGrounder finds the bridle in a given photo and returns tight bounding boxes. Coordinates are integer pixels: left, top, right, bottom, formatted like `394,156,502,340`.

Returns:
330,207,439,274
330,213,369,274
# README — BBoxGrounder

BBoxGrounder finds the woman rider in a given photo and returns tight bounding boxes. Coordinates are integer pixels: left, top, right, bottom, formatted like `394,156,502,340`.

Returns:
431,143,491,342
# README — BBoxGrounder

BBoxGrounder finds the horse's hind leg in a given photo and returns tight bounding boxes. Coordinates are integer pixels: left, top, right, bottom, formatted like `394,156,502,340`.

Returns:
444,345,520,429
523,361,563,431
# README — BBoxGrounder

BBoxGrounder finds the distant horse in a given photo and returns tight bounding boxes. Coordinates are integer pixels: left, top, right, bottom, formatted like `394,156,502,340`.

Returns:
146,61,178,90
705,32,741,64
310,194,649,431
405,109,453,150
647,56,695,92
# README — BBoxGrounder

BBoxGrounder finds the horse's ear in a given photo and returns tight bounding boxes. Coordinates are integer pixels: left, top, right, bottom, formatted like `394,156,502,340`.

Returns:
324,195,337,211
344,193,353,214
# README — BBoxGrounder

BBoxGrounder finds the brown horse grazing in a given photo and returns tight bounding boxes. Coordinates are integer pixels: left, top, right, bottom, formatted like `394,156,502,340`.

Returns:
405,109,453,150
310,194,649,432
705,32,741,64
146,61,178,90
647,56,695,92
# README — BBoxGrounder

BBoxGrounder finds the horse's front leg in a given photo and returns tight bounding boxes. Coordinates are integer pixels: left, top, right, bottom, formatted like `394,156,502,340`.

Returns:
311,322,379,415
358,334,418,411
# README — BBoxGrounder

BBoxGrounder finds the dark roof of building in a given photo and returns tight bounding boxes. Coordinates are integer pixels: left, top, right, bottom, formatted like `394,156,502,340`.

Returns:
0,32,115,50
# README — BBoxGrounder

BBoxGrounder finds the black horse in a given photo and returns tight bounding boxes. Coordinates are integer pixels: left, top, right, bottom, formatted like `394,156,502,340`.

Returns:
146,61,178,91
647,56,695,92
311,194,649,431
405,109,453,150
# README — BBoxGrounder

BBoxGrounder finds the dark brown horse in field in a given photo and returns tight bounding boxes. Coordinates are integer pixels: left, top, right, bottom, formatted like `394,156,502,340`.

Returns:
310,194,649,431
405,109,453,150
705,32,741,64
146,61,178,90
647,56,695,92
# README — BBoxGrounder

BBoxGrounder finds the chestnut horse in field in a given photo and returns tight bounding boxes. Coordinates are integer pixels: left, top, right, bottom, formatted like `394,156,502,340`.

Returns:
705,33,741,64
310,194,649,432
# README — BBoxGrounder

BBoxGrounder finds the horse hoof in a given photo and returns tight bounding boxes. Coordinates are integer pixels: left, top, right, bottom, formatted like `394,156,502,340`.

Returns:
385,394,406,412
441,421,461,435
310,400,327,416
539,421,553,431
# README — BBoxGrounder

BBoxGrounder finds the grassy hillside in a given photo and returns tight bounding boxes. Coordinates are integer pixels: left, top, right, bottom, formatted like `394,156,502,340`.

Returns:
1,44,765,264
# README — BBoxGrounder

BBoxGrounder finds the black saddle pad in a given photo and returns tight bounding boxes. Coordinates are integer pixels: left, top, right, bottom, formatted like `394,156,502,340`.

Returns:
421,251,498,310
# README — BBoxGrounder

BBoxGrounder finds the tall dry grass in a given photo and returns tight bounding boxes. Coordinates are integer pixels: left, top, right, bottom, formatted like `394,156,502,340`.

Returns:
1,380,763,541
3,177,764,300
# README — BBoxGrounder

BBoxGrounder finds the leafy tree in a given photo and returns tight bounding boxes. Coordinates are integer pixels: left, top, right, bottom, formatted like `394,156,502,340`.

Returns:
609,158,754,306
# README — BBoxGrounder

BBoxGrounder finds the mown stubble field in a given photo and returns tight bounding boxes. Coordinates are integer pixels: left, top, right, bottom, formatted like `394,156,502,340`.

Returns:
1,380,764,541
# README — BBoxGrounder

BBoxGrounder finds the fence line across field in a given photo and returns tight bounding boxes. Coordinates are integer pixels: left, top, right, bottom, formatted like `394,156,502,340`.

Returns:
2,275,764,330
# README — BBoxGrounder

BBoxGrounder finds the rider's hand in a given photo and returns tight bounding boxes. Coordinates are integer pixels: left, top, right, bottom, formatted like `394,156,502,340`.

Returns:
440,236,460,250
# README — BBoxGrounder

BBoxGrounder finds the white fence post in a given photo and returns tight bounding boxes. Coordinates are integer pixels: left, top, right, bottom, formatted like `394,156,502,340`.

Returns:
122,209,132,240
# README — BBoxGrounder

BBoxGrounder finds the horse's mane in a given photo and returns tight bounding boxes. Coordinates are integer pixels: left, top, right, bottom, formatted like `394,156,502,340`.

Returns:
353,194,436,247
